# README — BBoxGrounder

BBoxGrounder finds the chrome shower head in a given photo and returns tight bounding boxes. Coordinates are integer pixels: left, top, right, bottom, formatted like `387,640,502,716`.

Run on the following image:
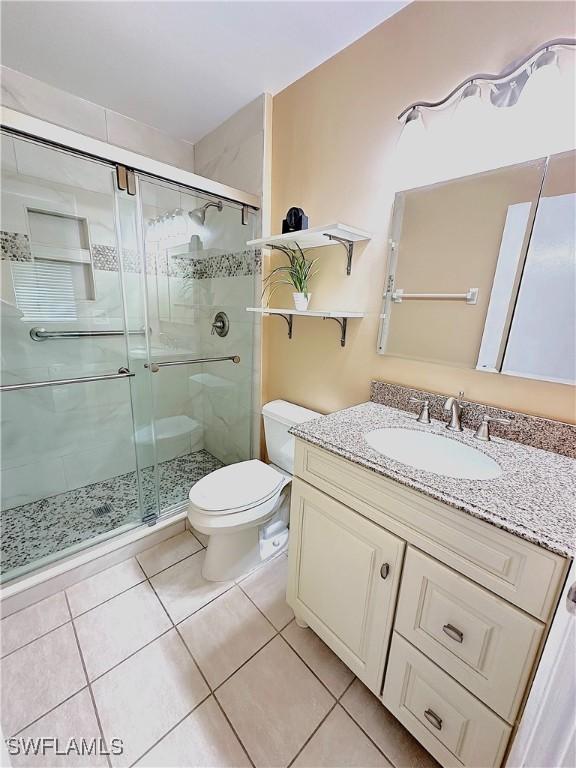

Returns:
189,200,223,225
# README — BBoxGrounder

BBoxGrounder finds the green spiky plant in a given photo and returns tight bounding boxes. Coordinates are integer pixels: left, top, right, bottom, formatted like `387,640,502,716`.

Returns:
262,243,319,306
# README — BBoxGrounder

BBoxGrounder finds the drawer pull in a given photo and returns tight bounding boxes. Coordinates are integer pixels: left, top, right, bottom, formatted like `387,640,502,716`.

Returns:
442,623,464,643
424,708,443,730
380,563,390,579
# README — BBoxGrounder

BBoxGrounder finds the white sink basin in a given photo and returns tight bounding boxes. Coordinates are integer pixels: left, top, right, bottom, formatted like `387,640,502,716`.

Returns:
364,427,502,480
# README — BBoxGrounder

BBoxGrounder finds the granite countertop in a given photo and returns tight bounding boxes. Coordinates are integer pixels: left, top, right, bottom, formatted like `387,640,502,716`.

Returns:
290,402,576,558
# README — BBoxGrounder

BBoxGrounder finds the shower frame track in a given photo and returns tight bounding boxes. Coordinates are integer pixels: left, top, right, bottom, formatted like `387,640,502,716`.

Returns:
0,107,260,210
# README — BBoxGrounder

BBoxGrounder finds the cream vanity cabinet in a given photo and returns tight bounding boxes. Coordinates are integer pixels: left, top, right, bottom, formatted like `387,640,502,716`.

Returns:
286,440,569,768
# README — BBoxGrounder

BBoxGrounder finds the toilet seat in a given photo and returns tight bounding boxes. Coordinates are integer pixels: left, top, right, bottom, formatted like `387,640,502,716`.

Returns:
188,459,285,516
189,492,285,534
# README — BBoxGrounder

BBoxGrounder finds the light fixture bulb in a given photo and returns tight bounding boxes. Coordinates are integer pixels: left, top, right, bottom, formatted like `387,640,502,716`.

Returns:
404,107,420,125
393,107,431,188
396,107,426,148
516,47,572,156
519,49,562,109
444,81,498,175
531,49,559,74
461,82,482,101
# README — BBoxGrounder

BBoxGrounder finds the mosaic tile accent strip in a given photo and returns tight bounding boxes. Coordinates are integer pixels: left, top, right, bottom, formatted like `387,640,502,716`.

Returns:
91,245,141,273
153,248,261,280
1,230,261,280
0,450,224,578
121,248,142,274
175,249,262,280
1,232,31,261
91,244,119,271
291,402,576,557
370,380,576,459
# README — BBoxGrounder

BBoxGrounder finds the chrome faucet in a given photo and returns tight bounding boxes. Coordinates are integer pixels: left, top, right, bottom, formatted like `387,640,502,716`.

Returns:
443,391,464,432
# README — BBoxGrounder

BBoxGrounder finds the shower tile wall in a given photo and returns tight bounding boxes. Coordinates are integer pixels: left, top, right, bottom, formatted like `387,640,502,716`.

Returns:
194,93,268,460
146,244,259,468
141,179,259,473
1,65,196,170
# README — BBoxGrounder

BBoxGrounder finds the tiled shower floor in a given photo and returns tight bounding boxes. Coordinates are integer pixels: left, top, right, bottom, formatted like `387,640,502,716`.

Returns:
0,450,224,577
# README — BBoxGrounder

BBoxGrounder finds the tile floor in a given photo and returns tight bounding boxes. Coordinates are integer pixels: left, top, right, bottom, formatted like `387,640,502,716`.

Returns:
1,450,223,578
0,531,439,768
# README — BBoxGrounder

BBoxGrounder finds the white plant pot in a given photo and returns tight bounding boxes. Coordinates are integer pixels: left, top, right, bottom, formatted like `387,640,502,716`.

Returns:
293,292,311,311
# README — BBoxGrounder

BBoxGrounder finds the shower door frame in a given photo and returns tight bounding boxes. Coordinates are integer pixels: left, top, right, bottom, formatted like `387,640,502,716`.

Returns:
0,107,261,594
1,108,260,210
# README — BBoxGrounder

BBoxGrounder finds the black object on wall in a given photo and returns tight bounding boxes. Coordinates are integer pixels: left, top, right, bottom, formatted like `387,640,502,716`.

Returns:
282,207,309,234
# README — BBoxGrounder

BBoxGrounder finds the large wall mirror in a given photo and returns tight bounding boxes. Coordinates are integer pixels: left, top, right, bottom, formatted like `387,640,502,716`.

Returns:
378,150,575,385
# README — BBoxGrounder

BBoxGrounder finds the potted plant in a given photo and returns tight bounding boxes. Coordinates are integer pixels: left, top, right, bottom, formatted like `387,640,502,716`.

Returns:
262,243,319,311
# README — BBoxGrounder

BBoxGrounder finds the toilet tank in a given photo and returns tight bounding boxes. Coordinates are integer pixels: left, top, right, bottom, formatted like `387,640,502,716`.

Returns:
262,400,320,474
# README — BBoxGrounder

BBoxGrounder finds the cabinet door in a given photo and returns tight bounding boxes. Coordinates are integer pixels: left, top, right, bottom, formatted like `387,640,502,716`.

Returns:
287,477,405,694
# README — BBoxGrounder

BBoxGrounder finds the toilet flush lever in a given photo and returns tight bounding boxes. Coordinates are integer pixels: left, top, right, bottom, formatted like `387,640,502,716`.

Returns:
380,563,390,579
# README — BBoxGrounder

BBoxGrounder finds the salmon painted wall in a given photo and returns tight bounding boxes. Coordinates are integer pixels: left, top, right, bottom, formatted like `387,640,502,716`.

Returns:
266,1,576,422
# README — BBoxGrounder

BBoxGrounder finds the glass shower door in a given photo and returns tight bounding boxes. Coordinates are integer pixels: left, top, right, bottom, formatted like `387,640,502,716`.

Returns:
0,133,156,582
136,174,258,514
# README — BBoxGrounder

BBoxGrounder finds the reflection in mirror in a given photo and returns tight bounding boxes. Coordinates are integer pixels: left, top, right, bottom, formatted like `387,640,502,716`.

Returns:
496,152,575,384
378,151,576,386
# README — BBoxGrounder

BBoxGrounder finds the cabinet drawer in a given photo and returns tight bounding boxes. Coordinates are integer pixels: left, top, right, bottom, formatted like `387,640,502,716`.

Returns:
383,634,511,768
287,478,404,694
295,440,567,620
395,548,544,723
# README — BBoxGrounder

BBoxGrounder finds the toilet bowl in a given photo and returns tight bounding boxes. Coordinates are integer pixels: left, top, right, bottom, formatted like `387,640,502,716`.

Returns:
188,400,320,581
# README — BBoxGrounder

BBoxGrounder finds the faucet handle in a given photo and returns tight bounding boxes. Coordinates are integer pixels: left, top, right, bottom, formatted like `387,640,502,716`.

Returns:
409,396,431,425
474,414,512,441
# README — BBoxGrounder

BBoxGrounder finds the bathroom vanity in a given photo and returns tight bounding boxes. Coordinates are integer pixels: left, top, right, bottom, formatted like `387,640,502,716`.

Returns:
286,391,574,768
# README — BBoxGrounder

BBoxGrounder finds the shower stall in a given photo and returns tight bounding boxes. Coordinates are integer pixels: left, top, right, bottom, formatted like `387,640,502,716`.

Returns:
0,128,259,584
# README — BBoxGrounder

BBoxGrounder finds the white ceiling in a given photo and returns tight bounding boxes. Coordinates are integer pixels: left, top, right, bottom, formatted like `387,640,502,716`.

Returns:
0,1,409,143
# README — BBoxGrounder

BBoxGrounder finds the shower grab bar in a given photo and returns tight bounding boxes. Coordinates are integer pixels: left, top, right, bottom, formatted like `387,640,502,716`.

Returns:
145,355,240,372
30,327,146,342
0,368,134,392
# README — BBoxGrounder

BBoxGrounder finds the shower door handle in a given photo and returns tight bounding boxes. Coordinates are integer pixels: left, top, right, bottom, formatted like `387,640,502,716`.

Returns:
0,368,135,392
30,327,146,341
145,355,240,372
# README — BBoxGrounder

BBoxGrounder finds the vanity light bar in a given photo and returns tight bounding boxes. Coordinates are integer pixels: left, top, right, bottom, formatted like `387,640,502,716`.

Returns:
397,37,576,121
392,288,479,305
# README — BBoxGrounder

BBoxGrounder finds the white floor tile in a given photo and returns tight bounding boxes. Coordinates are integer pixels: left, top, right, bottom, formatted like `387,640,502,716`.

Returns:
92,629,209,767
293,705,392,767
282,621,355,698
74,582,171,680
216,636,333,767
1,593,69,657
136,697,250,767
67,559,145,617
0,624,86,736
137,531,203,578
341,680,440,768
8,689,108,767
151,552,233,624
239,554,293,630
179,586,275,688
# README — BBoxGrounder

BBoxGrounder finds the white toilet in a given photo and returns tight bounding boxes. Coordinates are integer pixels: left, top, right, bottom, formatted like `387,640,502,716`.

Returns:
188,400,320,581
